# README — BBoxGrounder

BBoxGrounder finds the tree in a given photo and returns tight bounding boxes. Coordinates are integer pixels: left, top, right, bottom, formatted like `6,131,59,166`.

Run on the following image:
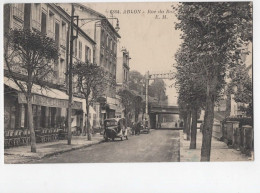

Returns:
129,70,145,94
117,89,135,126
175,43,206,147
4,29,59,152
175,2,252,161
149,78,168,104
72,61,114,140
227,63,253,117
133,96,143,122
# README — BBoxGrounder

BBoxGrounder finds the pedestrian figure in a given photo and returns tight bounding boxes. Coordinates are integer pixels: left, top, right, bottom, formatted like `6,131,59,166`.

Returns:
135,121,141,135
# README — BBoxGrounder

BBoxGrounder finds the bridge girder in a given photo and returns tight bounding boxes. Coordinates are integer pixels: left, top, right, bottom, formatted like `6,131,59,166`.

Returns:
150,105,179,114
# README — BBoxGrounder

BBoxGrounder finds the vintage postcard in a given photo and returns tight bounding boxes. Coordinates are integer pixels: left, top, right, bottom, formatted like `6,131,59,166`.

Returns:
2,1,259,193
3,2,253,165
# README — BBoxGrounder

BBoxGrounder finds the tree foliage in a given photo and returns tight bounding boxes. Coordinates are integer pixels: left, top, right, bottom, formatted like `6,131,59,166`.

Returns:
4,28,59,153
174,2,252,161
117,89,135,125
4,29,59,94
149,78,168,104
72,61,114,103
128,70,145,94
72,61,115,139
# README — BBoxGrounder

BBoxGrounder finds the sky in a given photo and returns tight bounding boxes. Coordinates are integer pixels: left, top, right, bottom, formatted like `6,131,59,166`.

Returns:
83,2,182,105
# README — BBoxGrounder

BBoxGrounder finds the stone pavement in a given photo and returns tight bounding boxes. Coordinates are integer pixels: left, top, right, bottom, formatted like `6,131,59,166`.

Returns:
5,129,252,163
180,130,253,162
4,134,104,164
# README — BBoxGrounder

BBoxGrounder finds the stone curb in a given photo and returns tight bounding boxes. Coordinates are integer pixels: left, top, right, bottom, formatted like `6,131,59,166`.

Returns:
6,139,105,164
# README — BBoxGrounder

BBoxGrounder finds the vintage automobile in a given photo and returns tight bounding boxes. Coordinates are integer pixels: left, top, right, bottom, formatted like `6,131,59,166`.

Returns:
103,118,128,141
141,120,150,134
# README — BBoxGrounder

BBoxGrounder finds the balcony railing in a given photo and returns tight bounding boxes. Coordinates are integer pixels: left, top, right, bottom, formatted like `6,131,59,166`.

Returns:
13,6,24,21
32,19,41,31
47,30,55,40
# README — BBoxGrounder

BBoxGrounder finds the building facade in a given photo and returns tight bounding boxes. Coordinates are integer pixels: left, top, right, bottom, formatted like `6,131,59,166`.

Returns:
116,47,130,90
4,3,96,133
61,3,121,122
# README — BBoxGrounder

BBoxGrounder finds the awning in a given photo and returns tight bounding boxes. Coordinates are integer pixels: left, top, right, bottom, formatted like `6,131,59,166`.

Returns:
4,77,68,100
4,77,82,110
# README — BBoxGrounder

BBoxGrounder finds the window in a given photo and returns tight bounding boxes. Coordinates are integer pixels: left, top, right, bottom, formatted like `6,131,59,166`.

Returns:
54,59,59,79
59,59,65,80
114,43,117,55
85,46,89,62
101,30,104,45
112,42,114,53
123,53,126,64
110,39,113,51
104,34,107,47
13,4,24,21
79,41,82,59
100,55,103,66
41,12,47,34
73,39,77,57
61,21,66,47
32,4,41,31
55,22,60,47
89,48,91,62
106,35,109,47
48,11,55,39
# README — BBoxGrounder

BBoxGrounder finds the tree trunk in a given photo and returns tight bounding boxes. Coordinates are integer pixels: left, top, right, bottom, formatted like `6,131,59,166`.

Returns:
182,113,187,133
86,99,91,141
186,111,191,140
27,95,36,152
201,88,215,161
190,107,198,149
182,113,187,139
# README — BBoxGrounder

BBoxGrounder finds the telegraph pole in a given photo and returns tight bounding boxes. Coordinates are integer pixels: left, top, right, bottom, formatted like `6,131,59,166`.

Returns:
67,4,75,145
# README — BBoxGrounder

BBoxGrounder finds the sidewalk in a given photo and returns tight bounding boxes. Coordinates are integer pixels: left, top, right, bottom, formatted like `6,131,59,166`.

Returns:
4,134,104,164
180,130,252,162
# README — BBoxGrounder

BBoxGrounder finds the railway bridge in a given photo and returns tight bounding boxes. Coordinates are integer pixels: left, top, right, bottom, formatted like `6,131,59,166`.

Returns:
149,104,183,129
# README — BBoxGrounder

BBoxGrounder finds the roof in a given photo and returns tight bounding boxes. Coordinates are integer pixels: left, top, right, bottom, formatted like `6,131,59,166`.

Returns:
76,25,96,45
55,4,96,45
74,3,121,38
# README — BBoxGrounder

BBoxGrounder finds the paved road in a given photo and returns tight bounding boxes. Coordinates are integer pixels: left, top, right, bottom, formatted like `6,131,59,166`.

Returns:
30,130,180,163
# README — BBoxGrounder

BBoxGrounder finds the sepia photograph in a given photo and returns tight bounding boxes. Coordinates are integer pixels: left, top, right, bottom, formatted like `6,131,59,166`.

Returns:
1,0,259,192
3,2,253,164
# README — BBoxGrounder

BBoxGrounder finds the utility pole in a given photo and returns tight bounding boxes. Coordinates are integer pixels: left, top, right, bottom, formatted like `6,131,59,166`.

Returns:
145,71,149,120
67,4,75,145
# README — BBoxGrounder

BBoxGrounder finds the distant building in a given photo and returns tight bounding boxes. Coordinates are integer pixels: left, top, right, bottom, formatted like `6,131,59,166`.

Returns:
214,42,253,119
116,47,130,90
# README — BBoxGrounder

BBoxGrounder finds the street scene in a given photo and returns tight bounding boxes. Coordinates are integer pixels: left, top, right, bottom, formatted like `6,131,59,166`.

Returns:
3,2,253,164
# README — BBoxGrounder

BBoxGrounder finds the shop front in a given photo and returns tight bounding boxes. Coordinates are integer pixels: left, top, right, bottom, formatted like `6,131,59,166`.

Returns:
4,78,83,132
